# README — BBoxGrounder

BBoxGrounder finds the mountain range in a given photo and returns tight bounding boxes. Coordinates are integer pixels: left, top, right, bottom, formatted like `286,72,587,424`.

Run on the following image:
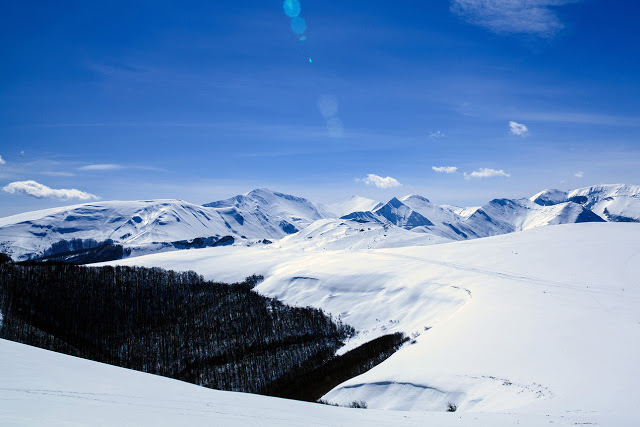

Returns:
0,184,638,261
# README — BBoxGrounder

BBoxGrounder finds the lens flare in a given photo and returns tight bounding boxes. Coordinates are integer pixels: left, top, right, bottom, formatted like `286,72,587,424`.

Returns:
283,0,301,18
327,117,344,138
317,95,338,118
290,16,307,34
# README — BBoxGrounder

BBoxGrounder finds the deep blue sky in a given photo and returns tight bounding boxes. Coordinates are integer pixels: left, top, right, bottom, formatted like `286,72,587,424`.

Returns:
1,0,639,215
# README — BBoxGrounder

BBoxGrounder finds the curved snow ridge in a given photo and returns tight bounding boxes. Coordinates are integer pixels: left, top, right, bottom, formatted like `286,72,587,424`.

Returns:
324,375,553,412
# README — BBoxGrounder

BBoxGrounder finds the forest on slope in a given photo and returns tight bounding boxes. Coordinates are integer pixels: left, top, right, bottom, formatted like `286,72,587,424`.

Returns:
0,260,405,401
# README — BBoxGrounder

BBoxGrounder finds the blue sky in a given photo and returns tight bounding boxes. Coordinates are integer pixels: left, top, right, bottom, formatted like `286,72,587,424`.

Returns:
1,0,639,216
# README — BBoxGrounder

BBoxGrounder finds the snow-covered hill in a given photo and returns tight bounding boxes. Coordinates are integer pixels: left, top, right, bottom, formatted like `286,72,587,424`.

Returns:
102,222,640,419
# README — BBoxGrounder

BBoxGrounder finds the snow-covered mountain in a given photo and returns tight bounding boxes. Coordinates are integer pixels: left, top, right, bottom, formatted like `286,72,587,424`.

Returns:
531,184,640,222
339,194,605,241
373,197,435,228
0,189,325,260
204,188,324,230
463,198,604,238
0,184,637,261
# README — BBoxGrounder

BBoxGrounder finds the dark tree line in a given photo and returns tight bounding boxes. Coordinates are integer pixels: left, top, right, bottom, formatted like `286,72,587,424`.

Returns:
262,332,408,401
0,260,408,401
0,262,353,394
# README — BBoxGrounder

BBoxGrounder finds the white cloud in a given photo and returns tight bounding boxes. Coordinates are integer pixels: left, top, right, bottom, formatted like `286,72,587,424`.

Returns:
429,131,445,139
357,174,402,189
575,171,584,178
3,180,99,200
509,121,529,136
432,166,458,174
0,155,5,165
464,168,511,179
451,0,579,36
78,164,124,171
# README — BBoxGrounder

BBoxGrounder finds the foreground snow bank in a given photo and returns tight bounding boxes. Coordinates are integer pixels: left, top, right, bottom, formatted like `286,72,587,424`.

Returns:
0,338,633,426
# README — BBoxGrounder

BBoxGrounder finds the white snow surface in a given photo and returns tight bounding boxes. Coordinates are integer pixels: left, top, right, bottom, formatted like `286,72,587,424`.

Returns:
101,222,640,419
3,339,632,426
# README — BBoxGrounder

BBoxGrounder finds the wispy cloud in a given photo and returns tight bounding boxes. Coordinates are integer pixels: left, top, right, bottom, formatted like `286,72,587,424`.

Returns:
574,171,584,178
40,171,77,177
77,163,166,172
0,155,5,165
505,111,640,127
429,130,445,139
451,0,579,36
464,168,511,179
78,164,125,171
509,121,529,136
3,180,99,200
356,174,402,189
432,166,458,174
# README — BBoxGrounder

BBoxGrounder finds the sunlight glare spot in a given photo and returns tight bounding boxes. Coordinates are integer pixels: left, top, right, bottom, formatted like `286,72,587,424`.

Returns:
283,0,301,18
327,117,344,138
290,16,307,34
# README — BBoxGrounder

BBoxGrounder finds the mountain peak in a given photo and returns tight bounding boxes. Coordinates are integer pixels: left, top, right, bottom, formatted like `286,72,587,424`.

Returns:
401,195,431,203
530,189,568,206
386,197,404,209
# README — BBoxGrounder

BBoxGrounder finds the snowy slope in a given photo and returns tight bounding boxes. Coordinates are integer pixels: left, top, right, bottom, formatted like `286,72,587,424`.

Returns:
102,222,640,419
4,339,631,426
322,196,383,218
400,196,478,240
400,195,460,225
